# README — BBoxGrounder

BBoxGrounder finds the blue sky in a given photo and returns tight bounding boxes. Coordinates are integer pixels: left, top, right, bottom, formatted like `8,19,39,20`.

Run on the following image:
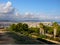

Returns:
0,0,60,14
0,0,60,21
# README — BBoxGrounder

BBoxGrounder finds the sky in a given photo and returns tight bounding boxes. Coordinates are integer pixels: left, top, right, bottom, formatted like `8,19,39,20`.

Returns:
0,0,60,21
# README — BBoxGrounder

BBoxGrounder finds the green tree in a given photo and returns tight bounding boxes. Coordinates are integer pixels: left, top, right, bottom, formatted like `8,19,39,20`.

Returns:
22,23,28,31
10,24,16,31
57,25,60,37
48,27,53,34
16,23,23,32
44,26,53,34
29,27,39,34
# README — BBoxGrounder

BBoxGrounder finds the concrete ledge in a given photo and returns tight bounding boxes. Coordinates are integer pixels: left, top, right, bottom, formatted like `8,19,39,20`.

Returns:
37,38,60,44
42,38,60,44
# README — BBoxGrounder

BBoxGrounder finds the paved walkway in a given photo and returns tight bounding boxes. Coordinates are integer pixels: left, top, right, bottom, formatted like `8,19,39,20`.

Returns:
1,29,59,44
0,29,45,44
0,29,15,44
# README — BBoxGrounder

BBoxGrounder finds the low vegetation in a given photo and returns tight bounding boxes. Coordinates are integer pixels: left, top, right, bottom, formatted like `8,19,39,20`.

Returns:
6,22,60,43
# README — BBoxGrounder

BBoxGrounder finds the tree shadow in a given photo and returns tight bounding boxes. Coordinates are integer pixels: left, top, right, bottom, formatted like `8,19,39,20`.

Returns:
5,32,42,44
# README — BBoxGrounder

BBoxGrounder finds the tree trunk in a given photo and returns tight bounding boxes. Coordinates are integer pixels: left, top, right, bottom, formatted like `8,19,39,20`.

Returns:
40,28,44,35
54,28,57,38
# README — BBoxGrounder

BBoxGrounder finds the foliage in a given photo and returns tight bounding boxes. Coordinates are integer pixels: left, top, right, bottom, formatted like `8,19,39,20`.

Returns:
52,22,59,29
16,23,23,32
39,23,44,28
45,26,53,34
38,35,46,38
22,23,28,31
57,25,60,37
10,24,16,31
29,27,40,34
8,22,60,39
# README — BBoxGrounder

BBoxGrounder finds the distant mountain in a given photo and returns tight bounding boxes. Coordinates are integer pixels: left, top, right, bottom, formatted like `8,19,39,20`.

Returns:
0,19,54,22
0,20,16,22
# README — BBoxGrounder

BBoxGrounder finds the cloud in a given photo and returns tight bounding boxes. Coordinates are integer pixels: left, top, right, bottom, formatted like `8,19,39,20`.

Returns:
0,1,13,13
0,1,15,20
0,1,60,22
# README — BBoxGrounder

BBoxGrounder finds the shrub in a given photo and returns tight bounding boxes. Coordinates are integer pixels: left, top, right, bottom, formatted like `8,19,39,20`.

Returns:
39,35,46,38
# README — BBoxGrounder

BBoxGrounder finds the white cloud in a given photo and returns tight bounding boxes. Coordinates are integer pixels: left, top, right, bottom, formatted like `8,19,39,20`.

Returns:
0,1,13,13
0,1,60,22
0,1,15,20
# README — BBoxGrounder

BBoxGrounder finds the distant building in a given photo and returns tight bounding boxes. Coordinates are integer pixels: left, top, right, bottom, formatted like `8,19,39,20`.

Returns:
40,22,52,26
0,22,53,28
22,22,52,27
0,22,12,28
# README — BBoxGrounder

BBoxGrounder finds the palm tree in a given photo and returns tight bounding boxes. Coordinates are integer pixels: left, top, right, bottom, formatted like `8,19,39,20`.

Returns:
39,23,44,35
52,22,58,38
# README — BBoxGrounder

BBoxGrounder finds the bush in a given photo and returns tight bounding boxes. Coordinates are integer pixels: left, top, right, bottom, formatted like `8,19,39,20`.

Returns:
10,24,16,31
57,26,60,37
29,27,39,34
38,35,46,38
